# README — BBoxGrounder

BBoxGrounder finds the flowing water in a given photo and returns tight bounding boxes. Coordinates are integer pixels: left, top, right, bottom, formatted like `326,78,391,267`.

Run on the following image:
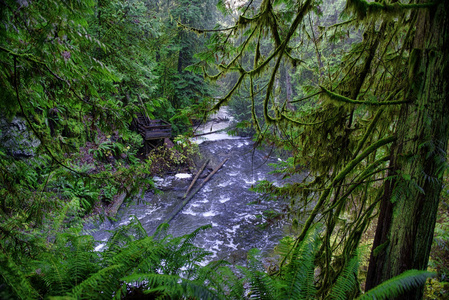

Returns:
89,108,307,265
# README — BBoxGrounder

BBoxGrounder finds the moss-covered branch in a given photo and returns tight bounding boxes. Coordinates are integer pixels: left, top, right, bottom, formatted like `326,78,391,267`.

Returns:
324,155,390,213
321,86,409,106
346,0,436,19
333,136,395,185
290,91,322,103
262,0,314,124
291,136,395,255
211,69,247,111
352,108,384,159
250,76,262,134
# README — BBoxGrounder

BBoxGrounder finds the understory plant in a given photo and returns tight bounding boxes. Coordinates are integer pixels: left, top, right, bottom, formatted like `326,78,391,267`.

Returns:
146,135,200,175
0,218,233,299
0,220,434,300
240,225,434,300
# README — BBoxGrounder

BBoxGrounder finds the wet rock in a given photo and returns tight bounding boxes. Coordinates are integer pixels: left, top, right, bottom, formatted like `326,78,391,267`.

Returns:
0,116,41,158
229,249,248,264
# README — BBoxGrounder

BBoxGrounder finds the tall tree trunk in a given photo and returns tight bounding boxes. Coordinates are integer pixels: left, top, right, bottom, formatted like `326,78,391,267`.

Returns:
366,2,449,299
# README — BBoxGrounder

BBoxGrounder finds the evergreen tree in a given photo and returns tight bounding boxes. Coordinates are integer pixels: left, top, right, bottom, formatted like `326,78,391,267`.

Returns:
148,0,220,133
365,2,449,299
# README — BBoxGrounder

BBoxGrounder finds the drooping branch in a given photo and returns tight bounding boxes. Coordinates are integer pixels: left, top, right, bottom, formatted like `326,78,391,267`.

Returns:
211,68,247,111
332,135,396,185
346,0,437,20
294,135,395,244
176,22,236,34
262,0,314,124
352,108,385,159
290,91,322,103
321,86,409,106
250,76,262,134
325,155,390,214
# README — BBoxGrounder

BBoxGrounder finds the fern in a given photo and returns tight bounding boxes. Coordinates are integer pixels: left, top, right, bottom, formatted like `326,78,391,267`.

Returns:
0,253,40,300
238,226,432,300
358,270,434,300
66,220,220,298
159,224,213,276
328,254,360,300
122,273,222,299
239,248,281,300
282,225,321,300
198,260,245,299
70,264,125,299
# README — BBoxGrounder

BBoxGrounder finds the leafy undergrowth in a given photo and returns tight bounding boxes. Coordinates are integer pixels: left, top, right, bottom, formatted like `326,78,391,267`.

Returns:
60,128,153,216
145,135,200,176
0,219,435,300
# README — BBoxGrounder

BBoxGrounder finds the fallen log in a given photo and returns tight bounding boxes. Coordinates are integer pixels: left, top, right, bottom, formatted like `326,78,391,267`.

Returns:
159,157,229,226
183,159,210,199
108,192,127,218
193,129,227,137
192,125,236,137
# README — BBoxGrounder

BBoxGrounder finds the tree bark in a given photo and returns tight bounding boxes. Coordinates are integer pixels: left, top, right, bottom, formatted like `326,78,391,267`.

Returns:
366,2,449,299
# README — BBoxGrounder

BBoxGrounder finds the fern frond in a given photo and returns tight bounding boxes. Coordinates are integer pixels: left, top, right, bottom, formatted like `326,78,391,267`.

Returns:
282,224,321,300
122,273,222,300
240,249,281,300
198,261,245,300
153,222,170,240
161,224,212,276
328,254,360,300
0,253,40,299
70,264,124,299
104,216,147,257
358,270,434,300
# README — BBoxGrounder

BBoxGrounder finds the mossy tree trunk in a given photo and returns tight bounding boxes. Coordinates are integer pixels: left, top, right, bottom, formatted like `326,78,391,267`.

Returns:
365,2,449,299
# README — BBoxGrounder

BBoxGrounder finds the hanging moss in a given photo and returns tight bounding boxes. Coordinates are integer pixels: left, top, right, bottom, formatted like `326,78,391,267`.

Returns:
321,86,409,106
346,0,436,20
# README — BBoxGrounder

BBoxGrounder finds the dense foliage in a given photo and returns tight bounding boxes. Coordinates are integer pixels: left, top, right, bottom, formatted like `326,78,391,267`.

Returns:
0,218,433,299
0,0,218,297
1,0,448,299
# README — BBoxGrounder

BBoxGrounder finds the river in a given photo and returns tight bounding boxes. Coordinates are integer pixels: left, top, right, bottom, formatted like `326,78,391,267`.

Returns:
89,108,306,265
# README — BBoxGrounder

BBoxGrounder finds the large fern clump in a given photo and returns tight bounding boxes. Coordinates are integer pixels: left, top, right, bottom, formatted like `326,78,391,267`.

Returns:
237,225,434,300
0,218,239,299
0,219,435,300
